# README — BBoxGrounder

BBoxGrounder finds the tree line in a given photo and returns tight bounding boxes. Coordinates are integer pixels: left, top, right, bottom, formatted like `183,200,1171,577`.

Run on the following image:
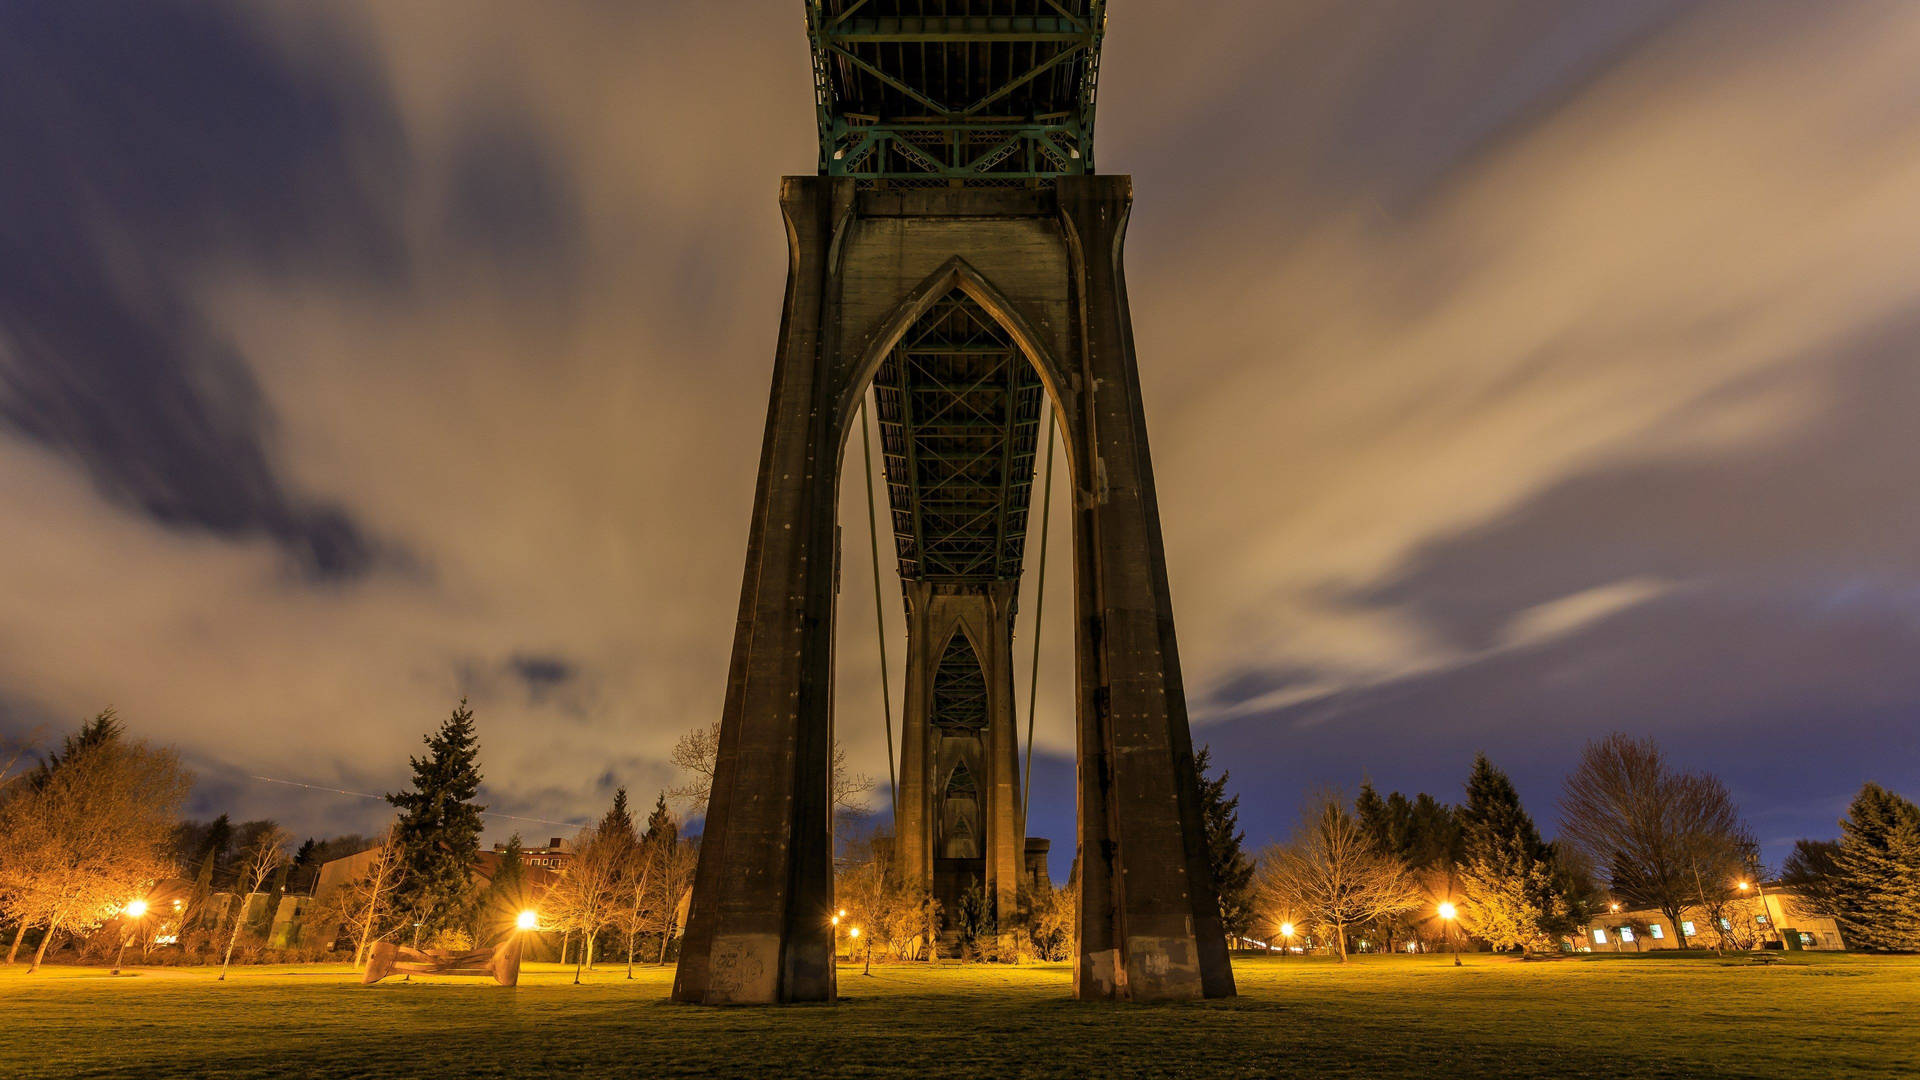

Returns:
1240,733,1920,957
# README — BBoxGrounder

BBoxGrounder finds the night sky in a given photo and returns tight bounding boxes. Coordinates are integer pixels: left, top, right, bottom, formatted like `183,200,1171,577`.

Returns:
3,2,1916,873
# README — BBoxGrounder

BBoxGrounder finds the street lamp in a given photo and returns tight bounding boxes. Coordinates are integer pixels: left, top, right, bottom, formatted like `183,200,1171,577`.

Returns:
1736,879,1776,946
852,922,875,972
1437,901,1462,966
516,909,539,932
112,899,150,976
1279,922,1295,960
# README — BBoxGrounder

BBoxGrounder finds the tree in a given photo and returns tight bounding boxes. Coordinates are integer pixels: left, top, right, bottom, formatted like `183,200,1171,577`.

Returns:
544,819,623,984
670,721,875,842
1353,783,1460,952
1559,734,1753,950
1821,783,1920,951
339,826,407,966
666,723,722,809
386,699,487,939
1780,838,1846,925
836,830,938,963
1195,747,1255,942
29,709,124,789
1023,874,1075,962
1456,754,1566,952
614,794,688,975
1676,783,1763,954
0,718,190,972
473,835,534,947
219,825,290,979
1257,791,1422,961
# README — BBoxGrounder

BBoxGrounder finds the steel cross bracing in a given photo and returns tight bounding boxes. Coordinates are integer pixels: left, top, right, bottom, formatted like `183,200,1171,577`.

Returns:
930,631,990,731
872,288,1045,584
805,0,1106,186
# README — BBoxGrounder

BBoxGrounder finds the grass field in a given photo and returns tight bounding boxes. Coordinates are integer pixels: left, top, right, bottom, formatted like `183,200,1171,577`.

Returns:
1,952,1915,1079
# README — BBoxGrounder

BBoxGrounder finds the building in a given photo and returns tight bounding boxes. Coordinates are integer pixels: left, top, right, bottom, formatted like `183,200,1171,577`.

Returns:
1580,883,1845,952
493,836,571,871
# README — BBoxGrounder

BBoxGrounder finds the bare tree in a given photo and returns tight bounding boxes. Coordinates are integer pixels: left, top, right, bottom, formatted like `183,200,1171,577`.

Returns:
322,827,408,967
670,721,876,841
613,832,655,979
544,825,622,984
666,723,722,809
1559,734,1755,950
1257,791,1422,961
0,733,189,972
218,826,290,980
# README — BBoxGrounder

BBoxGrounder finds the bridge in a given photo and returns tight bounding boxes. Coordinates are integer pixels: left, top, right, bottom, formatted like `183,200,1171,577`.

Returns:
675,1,1235,1006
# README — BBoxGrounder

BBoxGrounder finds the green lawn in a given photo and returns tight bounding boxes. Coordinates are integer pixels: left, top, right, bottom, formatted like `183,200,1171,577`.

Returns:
1,952,1914,1079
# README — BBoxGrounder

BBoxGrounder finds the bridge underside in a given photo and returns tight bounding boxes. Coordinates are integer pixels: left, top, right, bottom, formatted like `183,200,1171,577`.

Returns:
673,179,1235,1005
873,288,1044,933
675,0,1230,1009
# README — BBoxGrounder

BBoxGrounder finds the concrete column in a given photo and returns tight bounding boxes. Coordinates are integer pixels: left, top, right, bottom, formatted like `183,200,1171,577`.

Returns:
672,177,855,1005
1057,175,1236,1002
894,581,935,892
980,581,1023,930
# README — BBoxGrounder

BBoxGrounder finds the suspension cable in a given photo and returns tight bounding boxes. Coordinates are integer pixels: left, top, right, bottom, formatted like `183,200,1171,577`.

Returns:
1021,412,1057,828
859,396,899,822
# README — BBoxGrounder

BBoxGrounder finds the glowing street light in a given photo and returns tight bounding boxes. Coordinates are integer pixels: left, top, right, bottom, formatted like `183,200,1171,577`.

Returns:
112,899,151,976
849,926,871,976
1278,922,1296,960
515,909,539,932
1437,901,1462,967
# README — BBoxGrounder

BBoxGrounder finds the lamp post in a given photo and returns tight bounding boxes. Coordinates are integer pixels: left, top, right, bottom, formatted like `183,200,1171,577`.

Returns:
1279,922,1295,961
831,910,846,960
1737,880,1775,946
112,899,150,976
850,925,870,976
516,909,538,932
1437,902,1461,966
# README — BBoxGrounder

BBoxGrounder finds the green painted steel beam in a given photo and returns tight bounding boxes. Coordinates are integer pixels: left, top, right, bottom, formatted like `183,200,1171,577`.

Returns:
804,1,1107,184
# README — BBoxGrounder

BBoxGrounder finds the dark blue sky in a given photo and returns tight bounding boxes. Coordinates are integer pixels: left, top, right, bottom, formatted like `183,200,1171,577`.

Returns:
1,2,1915,872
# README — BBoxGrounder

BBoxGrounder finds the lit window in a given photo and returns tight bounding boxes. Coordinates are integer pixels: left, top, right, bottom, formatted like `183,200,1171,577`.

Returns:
1649,924,1664,939
1719,918,1731,931
1592,929,1608,944
1619,928,1636,943
1755,915,1768,925
1682,921,1696,935
1799,932,1815,946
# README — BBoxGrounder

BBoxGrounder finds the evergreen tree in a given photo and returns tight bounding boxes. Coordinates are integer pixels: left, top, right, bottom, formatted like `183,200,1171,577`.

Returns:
199,814,235,875
181,846,218,935
1831,783,1920,951
29,708,123,790
1195,747,1256,940
473,835,532,945
1356,782,1395,854
602,788,639,863
386,699,487,937
642,793,676,850
1781,838,1846,923
1457,753,1565,952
